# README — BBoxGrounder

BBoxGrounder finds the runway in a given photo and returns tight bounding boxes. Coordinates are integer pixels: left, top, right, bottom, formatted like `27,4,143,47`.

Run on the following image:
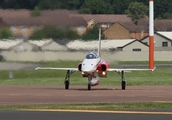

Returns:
0,85,172,120
0,85,172,105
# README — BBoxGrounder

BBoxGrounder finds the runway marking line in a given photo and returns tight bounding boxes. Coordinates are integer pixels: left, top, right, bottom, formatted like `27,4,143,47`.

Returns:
21,109,172,115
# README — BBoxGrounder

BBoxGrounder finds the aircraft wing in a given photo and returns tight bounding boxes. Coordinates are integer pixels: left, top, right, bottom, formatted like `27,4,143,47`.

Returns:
107,67,156,72
35,67,78,72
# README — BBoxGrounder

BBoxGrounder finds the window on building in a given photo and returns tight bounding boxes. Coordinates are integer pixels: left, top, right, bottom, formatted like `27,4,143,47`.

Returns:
77,26,85,31
162,42,168,47
90,24,95,28
107,23,110,28
141,31,144,37
132,48,141,51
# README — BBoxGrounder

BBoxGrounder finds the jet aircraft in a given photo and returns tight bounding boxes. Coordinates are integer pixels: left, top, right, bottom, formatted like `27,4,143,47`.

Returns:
35,29,155,90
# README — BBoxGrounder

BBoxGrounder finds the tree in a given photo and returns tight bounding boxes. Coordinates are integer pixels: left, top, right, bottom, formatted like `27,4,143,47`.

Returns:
31,6,41,17
37,0,61,9
125,2,148,24
81,25,104,40
0,28,13,39
1,0,172,20
38,0,84,10
30,25,61,40
30,25,80,40
162,13,172,19
1,0,41,9
63,29,81,40
154,0,172,19
62,0,84,10
111,0,148,14
112,0,133,14
79,0,113,14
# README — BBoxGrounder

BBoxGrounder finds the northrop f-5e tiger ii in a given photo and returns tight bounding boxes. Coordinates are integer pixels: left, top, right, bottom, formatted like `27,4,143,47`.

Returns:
35,29,155,90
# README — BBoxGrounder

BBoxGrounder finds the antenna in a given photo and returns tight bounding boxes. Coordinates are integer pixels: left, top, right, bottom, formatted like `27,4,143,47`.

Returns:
98,28,101,57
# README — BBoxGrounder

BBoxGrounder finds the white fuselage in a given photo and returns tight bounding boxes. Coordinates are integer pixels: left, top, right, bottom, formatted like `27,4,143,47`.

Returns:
81,57,101,74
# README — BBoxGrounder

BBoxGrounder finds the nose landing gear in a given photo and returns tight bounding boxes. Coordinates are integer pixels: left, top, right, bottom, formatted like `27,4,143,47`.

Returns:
88,74,92,90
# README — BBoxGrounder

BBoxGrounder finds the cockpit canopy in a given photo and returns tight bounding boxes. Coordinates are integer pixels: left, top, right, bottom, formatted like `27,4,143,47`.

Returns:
85,51,99,59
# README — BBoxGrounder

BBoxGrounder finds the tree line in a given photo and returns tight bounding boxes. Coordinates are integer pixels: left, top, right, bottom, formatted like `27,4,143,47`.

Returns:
0,0,172,19
0,25,103,40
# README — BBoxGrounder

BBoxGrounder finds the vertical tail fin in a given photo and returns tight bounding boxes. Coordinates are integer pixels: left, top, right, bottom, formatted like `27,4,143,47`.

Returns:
98,28,101,57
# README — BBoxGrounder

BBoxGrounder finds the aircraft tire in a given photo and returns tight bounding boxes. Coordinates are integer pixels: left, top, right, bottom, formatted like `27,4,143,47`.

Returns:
88,83,91,90
65,81,69,89
121,81,126,90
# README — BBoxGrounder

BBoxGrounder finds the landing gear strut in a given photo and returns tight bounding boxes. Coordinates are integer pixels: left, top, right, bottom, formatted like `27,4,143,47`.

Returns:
64,70,70,89
88,74,92,90
121,71,126,90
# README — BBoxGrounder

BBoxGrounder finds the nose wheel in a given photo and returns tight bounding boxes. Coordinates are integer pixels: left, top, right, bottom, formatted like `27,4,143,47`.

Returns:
88,83,91,90
88,74,92,90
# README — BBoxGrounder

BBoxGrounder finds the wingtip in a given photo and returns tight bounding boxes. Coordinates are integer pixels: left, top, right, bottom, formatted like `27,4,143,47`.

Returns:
35,67,40,70
151,66,156,71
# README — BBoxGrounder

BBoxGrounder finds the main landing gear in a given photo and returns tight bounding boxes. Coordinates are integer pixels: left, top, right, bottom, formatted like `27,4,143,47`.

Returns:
64,70,70,89
64,70,75,89
121,71,126,90
64,70,126,90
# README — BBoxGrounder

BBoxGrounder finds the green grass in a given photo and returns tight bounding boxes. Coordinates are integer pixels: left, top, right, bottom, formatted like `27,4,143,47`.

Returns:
0,61,172,86
0,102,172,110
0,68,172,86
118,61,172,65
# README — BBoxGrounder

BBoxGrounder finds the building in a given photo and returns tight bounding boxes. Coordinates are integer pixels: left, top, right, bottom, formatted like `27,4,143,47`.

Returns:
118,40,149,52
138,19,172,31
141,32,172,51
0,9,87,38
103,22,148,40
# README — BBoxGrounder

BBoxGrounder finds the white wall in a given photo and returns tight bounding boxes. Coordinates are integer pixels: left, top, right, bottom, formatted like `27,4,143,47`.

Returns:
122,41,148,52
2,51,172,62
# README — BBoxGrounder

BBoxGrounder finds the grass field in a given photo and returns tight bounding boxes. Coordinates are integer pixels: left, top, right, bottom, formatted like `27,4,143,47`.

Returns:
1,102,172,110
0,60,172,86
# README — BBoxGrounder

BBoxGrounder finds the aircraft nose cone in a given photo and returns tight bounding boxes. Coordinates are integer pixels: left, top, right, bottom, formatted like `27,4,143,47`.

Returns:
82,63,96,73
82,68,94,72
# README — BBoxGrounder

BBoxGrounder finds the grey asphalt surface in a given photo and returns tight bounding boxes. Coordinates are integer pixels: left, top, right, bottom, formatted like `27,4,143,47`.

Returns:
1,85,172,105
0,110,172,120
0,62,41,70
